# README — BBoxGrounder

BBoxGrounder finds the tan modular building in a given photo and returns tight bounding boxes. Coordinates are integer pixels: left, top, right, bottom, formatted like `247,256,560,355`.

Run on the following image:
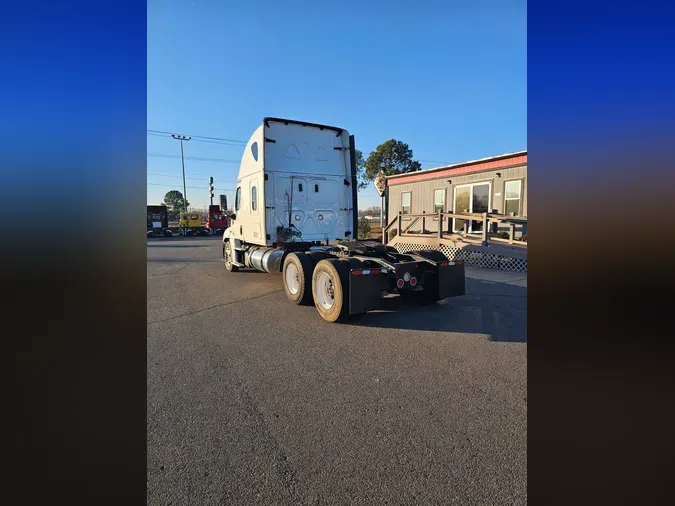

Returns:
385,150,527,235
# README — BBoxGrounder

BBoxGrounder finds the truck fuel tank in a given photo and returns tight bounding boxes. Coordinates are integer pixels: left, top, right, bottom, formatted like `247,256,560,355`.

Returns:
246,247,284,274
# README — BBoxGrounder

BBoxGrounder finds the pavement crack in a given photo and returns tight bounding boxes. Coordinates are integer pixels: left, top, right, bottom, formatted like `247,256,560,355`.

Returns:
147,289,284,325
147,263,191,279
233,376,300,500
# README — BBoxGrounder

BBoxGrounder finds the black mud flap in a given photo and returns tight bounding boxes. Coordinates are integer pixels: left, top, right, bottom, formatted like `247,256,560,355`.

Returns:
394,261,425,289
438,262,466,299
349,270,390,315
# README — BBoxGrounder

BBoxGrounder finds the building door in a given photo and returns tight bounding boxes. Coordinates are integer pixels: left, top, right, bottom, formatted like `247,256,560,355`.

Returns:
453,182,491,233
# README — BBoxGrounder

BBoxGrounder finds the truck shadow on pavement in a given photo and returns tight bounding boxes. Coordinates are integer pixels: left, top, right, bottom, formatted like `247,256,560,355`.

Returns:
350,278,527,343
146,243,211,248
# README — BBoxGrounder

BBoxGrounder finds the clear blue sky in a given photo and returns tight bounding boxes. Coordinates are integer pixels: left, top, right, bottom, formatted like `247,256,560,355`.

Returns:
147,0,526,210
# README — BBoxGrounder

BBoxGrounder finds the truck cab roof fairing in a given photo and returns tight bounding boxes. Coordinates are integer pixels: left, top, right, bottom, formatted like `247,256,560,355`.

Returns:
263,117,344,136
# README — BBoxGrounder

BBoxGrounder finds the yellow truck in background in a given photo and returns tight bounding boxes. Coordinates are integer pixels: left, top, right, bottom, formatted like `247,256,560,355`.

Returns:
179,212,208,236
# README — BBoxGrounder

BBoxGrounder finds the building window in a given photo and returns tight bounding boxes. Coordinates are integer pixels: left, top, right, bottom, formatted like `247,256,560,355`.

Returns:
433,189,445,215
251,142,258,161
401,192,411,215
504,180,522,216
235,187,241,211
251,186,257,210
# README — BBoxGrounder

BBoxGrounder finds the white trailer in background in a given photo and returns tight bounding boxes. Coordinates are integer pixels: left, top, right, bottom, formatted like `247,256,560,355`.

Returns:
223,117,465,322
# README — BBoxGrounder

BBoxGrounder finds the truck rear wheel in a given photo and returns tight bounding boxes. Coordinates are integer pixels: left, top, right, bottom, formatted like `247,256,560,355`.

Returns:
311,259,352,322
223,240,239,272
283,253,314,305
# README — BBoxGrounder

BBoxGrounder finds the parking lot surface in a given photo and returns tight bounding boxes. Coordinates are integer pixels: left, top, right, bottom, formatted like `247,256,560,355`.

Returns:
147,236,527,506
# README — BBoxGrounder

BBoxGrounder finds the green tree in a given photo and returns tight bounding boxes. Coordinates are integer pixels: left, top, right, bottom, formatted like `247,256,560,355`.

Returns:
163,190,189,214
355,149,368,190
364,139,421,181
357,217,372,240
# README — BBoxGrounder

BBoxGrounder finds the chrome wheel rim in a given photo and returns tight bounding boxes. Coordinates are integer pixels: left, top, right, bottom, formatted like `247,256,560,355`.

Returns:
285,262,300,294
316,272,335,310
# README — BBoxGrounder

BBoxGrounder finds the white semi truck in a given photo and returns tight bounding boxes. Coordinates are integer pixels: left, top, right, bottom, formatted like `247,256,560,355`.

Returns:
222,117,466,322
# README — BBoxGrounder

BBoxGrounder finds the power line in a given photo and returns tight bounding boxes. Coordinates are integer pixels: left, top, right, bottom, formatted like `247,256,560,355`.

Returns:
147,182,236,190
147,172,238,183
148,152,241,163
149,129,456,166
148,133,245,148
148,129,247,145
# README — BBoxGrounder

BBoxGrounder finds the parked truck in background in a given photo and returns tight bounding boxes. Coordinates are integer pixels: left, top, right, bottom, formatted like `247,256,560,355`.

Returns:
179,212,208,236
147,205,172,237
222,117,465,322
206,205,229,236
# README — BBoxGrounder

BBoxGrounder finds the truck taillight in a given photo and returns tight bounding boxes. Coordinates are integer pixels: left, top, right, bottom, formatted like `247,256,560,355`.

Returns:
396,278,404,288
352,269,362,276
440,261,448,267
370,268,381,275
409,276,417,286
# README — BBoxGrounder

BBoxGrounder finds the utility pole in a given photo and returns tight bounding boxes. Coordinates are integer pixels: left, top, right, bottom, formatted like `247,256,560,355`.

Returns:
171,134,191,211
208,177,214,207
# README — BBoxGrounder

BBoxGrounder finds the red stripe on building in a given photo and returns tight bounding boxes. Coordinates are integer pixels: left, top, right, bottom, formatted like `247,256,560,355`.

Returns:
387,154,527,186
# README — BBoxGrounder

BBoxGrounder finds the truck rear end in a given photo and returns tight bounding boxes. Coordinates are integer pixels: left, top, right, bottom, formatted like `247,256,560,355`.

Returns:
147,205,171,237
206,205,229,236
262,118,356,245
179,212,207,236
222,117,466,323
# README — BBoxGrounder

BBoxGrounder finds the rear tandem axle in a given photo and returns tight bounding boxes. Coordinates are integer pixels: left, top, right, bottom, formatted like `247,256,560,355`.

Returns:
224,239,466,323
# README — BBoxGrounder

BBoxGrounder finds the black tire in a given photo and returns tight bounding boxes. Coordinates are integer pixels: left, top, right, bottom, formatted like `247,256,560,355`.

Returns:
164,230,173,237
223,240,239,272
311,258,356,322
283,253,314,305
306,251,331,266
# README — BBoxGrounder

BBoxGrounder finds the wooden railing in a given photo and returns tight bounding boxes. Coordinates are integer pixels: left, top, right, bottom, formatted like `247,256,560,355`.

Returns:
382,211,527,247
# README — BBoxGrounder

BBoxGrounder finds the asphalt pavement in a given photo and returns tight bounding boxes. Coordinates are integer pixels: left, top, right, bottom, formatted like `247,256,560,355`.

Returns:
147,235,527,506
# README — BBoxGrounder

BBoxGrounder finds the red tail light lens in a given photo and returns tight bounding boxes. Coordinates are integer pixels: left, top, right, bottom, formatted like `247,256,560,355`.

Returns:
370,269,381,275
396,278,405,288
352,270,362,276
410,276,417,286
440,261,448,267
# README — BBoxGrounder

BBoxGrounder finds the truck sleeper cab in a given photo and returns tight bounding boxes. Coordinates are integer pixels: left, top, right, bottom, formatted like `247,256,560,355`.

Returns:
179,212,207,236
222,117,465,322
206,205,229,236
147,205,172,237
